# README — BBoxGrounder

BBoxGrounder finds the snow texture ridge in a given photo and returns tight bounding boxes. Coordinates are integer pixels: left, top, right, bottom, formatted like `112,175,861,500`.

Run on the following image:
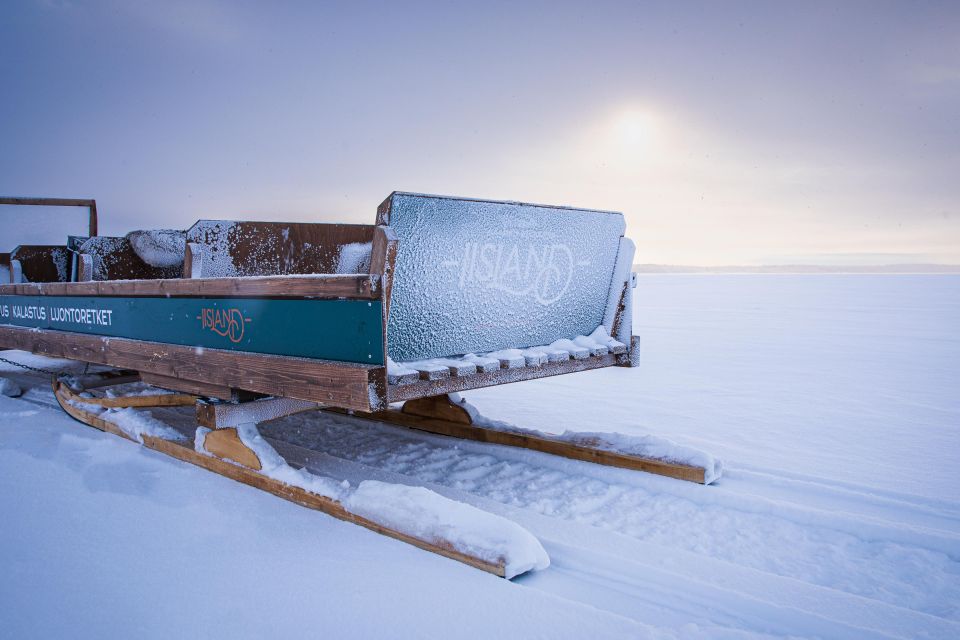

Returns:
194,421,549,575
344,480,550,578
126,230,187,268
101,407,186,444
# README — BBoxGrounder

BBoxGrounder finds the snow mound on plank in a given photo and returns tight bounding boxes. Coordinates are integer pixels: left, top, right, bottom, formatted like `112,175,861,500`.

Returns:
104,408,187,444
127,230,187,268
344,480,550,579
196,423,548,576
336,242,372,274
451,394,723,484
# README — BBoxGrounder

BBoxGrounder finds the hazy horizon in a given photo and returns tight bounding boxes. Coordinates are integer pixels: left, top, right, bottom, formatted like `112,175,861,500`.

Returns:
2,1,959,266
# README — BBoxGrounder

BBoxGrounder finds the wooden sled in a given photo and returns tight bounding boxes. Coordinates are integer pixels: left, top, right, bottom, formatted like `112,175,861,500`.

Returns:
2,192,717,573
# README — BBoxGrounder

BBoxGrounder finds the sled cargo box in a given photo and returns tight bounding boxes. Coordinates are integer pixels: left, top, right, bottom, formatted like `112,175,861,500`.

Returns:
0,192,637,412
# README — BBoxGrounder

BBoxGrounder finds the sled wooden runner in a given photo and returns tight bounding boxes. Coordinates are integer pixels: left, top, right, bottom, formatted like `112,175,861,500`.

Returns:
364,395,708,484
52,376,509,577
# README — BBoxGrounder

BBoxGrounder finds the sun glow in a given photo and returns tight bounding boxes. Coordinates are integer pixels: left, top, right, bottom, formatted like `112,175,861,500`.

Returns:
612,109,659,147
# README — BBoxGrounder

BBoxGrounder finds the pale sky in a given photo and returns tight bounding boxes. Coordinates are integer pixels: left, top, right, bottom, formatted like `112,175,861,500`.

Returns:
2,0,958,265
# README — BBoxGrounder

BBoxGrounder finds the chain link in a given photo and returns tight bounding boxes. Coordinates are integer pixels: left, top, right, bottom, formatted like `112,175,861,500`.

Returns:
0,355,88,377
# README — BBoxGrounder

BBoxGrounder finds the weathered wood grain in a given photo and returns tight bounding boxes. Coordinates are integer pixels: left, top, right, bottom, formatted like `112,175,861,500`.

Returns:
0,273,379,299
0,325,380,410
200,427,262,470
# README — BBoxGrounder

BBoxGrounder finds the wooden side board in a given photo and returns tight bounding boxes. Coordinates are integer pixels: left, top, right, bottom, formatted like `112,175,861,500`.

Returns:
9,245,72,283
185,221,376,278
0,325,384,411
0,273,380,299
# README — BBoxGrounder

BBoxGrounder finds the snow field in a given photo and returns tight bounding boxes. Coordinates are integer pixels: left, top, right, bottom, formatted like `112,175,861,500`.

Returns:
2,274,959,638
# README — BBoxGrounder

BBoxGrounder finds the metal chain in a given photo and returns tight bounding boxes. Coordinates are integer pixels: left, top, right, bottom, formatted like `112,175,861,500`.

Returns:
0,355,88,377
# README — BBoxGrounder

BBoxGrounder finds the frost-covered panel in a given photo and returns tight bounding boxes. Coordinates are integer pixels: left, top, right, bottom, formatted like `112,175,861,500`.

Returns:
383,193,625,361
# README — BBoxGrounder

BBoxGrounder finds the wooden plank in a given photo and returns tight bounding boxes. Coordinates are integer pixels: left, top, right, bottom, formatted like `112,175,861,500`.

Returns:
200,427,262,470
386,370,419,386
388,353,619,403
79,235,183,281
520,349,548,367
543,348,570,363
0,273,379,299
402,395,472,424
0,325,380,411
185,220,376,277
370,403,707,484
77,254,94,282
462,355,501,373
0,197,95,207
495,354,526,369
62,388,197,409
139,371,243,401
183,243,203,279
10,245,72,283
369,225,398,405
52,379,506,577
409,362,451,381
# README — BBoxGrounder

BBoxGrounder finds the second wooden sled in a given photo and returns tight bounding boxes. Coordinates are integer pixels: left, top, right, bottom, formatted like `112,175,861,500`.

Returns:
52,374,542,578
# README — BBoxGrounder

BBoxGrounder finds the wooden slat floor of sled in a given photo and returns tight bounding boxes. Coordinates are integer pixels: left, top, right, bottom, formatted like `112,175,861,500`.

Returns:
364,397,707,484
50,379,507,577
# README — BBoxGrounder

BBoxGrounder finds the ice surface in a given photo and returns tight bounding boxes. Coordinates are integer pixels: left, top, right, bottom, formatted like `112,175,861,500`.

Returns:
383,193,626,361
127,230,186,268
3,274,959,639
344,480,549,579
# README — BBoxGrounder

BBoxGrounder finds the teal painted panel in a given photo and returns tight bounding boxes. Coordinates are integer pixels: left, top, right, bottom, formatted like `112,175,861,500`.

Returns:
0,295,384,365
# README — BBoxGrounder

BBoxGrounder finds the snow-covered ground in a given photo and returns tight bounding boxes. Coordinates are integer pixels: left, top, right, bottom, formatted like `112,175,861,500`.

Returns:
2,274,958,639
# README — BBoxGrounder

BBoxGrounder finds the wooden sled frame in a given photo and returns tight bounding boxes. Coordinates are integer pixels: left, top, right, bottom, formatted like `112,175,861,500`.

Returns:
0,193,638,413
52,375,509,576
